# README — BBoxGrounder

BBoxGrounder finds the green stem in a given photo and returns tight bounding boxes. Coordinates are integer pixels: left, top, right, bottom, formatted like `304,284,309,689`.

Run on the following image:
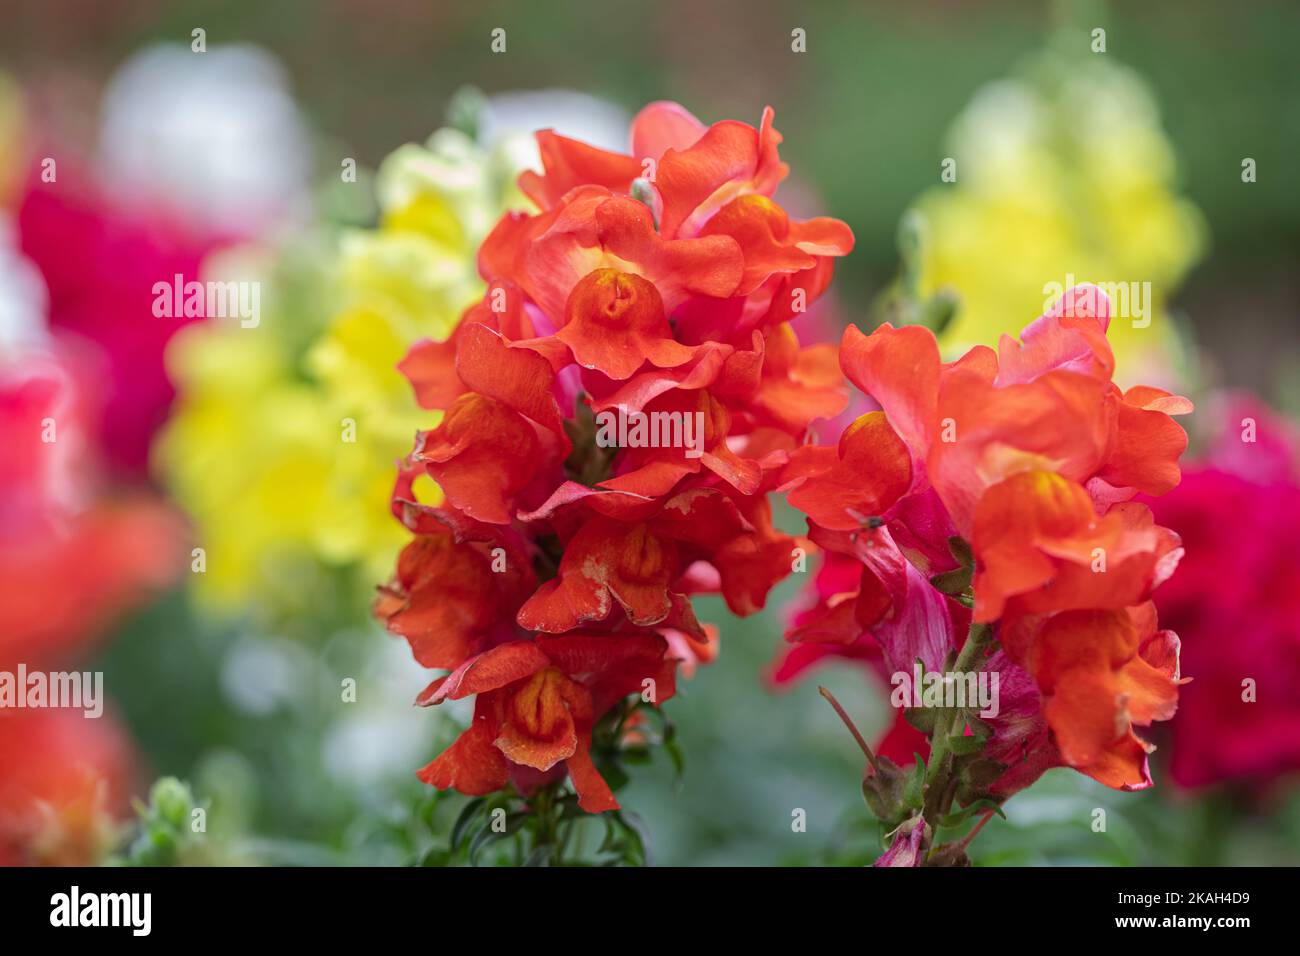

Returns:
924,625,989,791
924,707,958,795
530,785,558,853
921,622,997,858
954,622,993,672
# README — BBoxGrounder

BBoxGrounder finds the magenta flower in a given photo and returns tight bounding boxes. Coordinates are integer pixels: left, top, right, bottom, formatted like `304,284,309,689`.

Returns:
1147,393,1300,789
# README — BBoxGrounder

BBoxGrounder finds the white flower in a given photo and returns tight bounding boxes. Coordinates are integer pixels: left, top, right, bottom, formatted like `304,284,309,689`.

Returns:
98,44,312,237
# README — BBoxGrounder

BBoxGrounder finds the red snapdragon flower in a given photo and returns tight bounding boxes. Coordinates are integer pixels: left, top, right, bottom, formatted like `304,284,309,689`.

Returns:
777,286,1189,798
416,634,678,813
379,102,853,811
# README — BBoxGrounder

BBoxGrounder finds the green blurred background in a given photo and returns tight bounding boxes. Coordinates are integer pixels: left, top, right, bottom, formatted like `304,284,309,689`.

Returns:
5,0,1296,392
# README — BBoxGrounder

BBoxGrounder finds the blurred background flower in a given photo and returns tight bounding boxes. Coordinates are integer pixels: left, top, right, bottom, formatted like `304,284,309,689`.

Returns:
15,45,313,478
156,107,542,612
899,26,1207,388
0,86,181,862
1146,394,1300,793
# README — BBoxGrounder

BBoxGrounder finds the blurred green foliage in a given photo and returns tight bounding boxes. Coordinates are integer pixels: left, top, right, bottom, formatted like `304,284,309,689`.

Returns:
5,0,1295,368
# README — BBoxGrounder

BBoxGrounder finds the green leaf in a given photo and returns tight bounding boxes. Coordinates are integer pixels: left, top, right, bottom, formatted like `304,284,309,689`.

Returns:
523,845,555,867
557,794,586,822
947,732,987,757
664,735,685,782
621,746,652,765
938,798,1005,829
601,762,630,792
418,792,440,833
468,825,503,866
904,706,940,734
955,757,1007,805
612,811,649,867
450,797,486,853
468,811,526,866
597,816,619,855
901,755,927,810
930,566,973,595
419,846,452,867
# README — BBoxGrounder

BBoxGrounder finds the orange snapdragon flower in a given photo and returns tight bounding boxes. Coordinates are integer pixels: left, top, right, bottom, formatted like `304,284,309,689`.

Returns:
378,102,854,811
416,634,678,813
779,286,1189,792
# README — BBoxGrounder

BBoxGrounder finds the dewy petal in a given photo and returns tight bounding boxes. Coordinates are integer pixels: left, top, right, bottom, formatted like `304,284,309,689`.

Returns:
593,196,744,307
1078,731,1154,792
587,340,733,414
876,709,932,767
539,632,676,715
737,324,848,434
1022,608,1176,786
698,194,819,296
398,282,566,414
601,389,762,497
398,334,463,411
970,471,1097,622
708,497,804,616
535,632,669,679
1041,663,1132,768
930,367,1113,536
512,193,744,324
983,649,1065,798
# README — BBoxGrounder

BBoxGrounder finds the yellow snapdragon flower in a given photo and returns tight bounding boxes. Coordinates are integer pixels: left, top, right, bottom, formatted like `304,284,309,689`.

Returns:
157,128,533,613
905,45,1206,388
